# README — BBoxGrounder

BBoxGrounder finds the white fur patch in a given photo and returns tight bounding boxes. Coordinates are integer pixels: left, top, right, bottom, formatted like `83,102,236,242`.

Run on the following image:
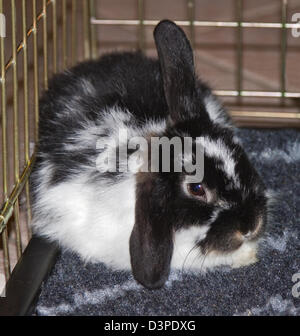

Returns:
203,94,232,127
79,78,96,96
171,224,258,271
64,106,166,167
197,136,240,187
31,164,136,269
171,225,210,270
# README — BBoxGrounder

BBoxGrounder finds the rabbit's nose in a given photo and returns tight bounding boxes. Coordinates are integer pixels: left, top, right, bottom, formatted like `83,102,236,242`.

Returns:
242,216,264,240
243,231,254,240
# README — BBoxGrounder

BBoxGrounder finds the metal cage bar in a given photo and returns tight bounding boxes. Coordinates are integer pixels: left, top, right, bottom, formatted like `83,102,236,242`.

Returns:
90,18,300,29
11,0,22,260
281,0,287,100
43,0,48,89
32,0,39,142
89,18,300,101
0,0,89,290
22,0,32,239
71,0,78,64
62,0,68,69
236,0,243,100
138,0,145,51
52,0,57,73
83,0,92,60
187,0,195,48
0,0,11,281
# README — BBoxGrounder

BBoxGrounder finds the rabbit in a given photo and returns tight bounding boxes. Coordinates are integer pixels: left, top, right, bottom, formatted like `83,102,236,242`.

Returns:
30,20,268,289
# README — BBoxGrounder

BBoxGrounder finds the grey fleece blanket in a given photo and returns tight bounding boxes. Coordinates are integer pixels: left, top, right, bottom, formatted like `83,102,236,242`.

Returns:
35,128,300,316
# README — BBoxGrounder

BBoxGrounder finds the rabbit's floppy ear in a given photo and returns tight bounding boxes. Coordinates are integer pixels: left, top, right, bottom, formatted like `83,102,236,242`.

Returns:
154,20,196,123
129,175,173,289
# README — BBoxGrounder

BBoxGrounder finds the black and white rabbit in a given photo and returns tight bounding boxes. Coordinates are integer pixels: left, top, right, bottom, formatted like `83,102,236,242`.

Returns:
30,20,268,289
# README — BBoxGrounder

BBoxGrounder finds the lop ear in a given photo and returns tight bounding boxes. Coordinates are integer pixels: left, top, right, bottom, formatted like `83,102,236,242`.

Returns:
154,20,196,123
129,175,173,289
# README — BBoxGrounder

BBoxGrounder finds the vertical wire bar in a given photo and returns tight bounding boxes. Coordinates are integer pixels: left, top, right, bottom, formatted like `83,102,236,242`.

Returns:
89,0,97,59
32,0,39,142
83,0,91,60
62,0,67,68
0,0,11,280
1,227,10,280
22,0,32,236
281,0,287,101
236,0,243,100
138,0,145,51
71,0,78,64
22,0,29,165
52,0,57,73
11,0,22,259
25,181,32,238
14,200,22,258
187,0,195,48
11,0,19,184
0,0,7,202
43,0,48,89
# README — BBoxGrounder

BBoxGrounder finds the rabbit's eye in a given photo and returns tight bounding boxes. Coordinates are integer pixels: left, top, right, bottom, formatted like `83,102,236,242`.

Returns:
187,183,206,201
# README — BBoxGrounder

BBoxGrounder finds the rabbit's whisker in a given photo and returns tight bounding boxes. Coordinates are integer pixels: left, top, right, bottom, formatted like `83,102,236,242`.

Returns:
181,244,199,275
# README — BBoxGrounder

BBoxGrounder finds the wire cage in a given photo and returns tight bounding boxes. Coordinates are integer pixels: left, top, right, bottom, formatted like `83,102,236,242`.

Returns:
0,0,92,298
0,0,300,314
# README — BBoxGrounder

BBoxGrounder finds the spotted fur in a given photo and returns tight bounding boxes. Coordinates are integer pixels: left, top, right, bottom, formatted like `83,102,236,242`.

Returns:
30,20,267,289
